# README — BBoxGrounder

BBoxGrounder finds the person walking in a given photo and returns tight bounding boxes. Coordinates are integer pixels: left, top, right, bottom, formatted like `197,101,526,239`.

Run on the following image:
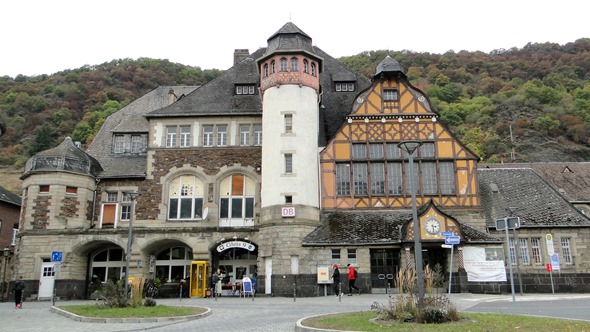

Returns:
12,276,25,309
347,264,360,296
331,264,341,296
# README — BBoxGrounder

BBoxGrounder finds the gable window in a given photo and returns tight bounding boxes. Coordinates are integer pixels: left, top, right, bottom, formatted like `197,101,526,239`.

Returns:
420,143,435,158
335,83,355,92
370,163,385,195
280,58,288,72
285,154,293,174
352,144,367,160
220,174,255,220
168,175,204,220
353,163,368,195
284,114,293,133
303,60,308,73
439,162,456,195
290,57,298,71
387,163,403,195
422,162,437,195
383,89,398,101
336,164,351,196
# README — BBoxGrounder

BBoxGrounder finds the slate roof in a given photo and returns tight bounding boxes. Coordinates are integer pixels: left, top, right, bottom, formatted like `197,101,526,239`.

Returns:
481,162,590,203
478,168,590,228
86,86,198,178
146,39,371,147
22,137,102,179
0,185,20,206
302,209,501,247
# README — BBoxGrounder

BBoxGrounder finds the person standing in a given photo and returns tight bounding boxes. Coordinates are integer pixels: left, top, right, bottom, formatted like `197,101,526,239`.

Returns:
347,264,360,296
215,267,225,297
13,276,25,309
331,264,341,296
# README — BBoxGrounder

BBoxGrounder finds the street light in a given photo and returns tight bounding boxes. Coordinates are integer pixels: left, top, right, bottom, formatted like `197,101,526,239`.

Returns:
2,247,10,302
123,191,140,305
398,140,425,306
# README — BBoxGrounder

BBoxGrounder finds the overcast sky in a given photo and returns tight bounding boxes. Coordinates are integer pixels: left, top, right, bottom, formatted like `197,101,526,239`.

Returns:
1,0,587,78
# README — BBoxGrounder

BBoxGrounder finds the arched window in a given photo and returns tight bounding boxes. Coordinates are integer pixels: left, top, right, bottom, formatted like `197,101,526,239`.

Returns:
290,57,298,71
263,64,269,77
280,58,287,72
220,174,255,220
155,246,193,283
303,59,308,73
91,248,125,283
271,60,276,74
168,175,204,220
311,63,316,76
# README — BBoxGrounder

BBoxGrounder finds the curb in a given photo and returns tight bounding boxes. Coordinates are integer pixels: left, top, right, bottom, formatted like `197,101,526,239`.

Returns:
295,312,359,332
50,306,212,323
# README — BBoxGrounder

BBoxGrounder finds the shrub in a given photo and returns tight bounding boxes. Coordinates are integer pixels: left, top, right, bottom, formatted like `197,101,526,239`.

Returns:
144,298,157,307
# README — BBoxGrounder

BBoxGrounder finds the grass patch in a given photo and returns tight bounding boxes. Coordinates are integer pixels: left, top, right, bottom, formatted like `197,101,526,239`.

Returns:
58,305,207,318
302,311,590,332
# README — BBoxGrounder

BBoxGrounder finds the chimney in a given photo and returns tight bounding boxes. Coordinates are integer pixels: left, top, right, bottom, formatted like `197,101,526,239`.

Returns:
168,89,177,105
234,49,250,65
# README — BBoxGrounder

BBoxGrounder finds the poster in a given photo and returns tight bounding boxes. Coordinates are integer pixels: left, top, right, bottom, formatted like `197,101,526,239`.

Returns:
317,266,331,284
463,246,507,282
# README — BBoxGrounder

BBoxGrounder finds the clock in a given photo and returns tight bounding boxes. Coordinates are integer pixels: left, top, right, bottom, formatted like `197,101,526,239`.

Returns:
424,218,441,235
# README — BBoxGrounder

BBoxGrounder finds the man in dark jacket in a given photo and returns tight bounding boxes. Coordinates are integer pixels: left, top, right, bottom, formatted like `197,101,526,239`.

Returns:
331,264,341,296
13,276,25,309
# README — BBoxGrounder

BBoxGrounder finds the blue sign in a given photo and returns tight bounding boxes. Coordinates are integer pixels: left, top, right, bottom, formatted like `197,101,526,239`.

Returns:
442,232,453,237
445,236,461,245
51,251,63,262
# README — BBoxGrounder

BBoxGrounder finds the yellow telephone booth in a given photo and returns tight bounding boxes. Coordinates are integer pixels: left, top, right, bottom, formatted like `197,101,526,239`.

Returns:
189,260,210,297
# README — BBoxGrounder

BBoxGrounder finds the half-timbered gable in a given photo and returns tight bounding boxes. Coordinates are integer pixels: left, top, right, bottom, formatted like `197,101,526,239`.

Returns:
320,56,479,210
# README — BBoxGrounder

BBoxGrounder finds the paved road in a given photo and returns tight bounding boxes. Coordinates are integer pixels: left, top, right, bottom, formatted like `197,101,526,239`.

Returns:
1,293,589,332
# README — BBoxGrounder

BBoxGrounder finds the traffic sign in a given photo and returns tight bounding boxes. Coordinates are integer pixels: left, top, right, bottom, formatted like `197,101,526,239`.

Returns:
51,251,63,262
441,244,453,249
546,234,555,256
441,232,453,237
551,253,560,271
495,217,520,231
445,236,461,245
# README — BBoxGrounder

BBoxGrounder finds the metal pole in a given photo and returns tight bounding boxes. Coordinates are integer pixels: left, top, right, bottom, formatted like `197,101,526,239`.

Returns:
512,227,524,295
448,245,454,295
408,150,425,305
123,192,139,306
505,222,516,303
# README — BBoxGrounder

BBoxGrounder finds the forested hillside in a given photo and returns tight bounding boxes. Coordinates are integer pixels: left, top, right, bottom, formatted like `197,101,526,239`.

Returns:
1,39,590,185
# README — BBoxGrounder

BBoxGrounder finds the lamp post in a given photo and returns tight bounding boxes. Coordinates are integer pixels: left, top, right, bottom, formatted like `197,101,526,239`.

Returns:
123,191,139,305
2,247,10,302
398,140,425,306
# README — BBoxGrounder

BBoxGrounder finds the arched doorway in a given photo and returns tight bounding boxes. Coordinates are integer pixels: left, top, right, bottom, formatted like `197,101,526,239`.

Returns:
212,239,258,286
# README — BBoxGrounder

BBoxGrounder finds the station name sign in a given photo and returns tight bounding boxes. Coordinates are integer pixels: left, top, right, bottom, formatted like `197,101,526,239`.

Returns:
217,241,256,253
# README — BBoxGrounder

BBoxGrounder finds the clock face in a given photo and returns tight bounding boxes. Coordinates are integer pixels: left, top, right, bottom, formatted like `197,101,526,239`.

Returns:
425,218,441,234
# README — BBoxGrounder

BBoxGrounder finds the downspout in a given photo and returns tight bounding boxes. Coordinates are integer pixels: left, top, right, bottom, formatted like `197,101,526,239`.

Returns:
90,178,100,228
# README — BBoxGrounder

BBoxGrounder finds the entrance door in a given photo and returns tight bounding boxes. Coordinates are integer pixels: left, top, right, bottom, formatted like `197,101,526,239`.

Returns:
38,262,55,299
422,247,447,287
370,249,399,291
264,257,272,295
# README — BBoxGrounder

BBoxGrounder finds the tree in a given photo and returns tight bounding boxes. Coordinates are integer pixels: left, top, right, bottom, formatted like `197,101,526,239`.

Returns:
29,124,54,155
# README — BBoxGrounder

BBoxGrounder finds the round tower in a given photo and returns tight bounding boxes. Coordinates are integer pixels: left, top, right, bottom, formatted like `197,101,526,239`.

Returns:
256,22,323,295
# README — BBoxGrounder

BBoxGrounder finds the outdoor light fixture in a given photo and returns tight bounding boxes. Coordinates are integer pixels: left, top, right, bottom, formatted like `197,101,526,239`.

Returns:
122,191,139,305
2,247,10,302
398,140,425,305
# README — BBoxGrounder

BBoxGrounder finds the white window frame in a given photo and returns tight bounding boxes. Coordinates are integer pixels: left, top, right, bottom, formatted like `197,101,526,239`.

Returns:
284,114,293,133
383,89,398,101
285,154,293,174
168,175,204,221
179,126,191,147
166,126,177,147
531,237,542,265
11,227,18,246
561,237,573,265
519,238,530,265
239,124,250,146
254,124,262,146
217,125,227,146
114,135,125,153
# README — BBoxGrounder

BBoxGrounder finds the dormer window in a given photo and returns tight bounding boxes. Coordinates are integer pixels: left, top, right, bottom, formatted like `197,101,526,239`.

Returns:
335,83,355,92
236,85,255,95
383,89,399,101
113,133,147,153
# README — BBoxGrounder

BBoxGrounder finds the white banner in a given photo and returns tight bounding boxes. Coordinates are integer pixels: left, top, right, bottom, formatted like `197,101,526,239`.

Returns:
463,246,507,282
